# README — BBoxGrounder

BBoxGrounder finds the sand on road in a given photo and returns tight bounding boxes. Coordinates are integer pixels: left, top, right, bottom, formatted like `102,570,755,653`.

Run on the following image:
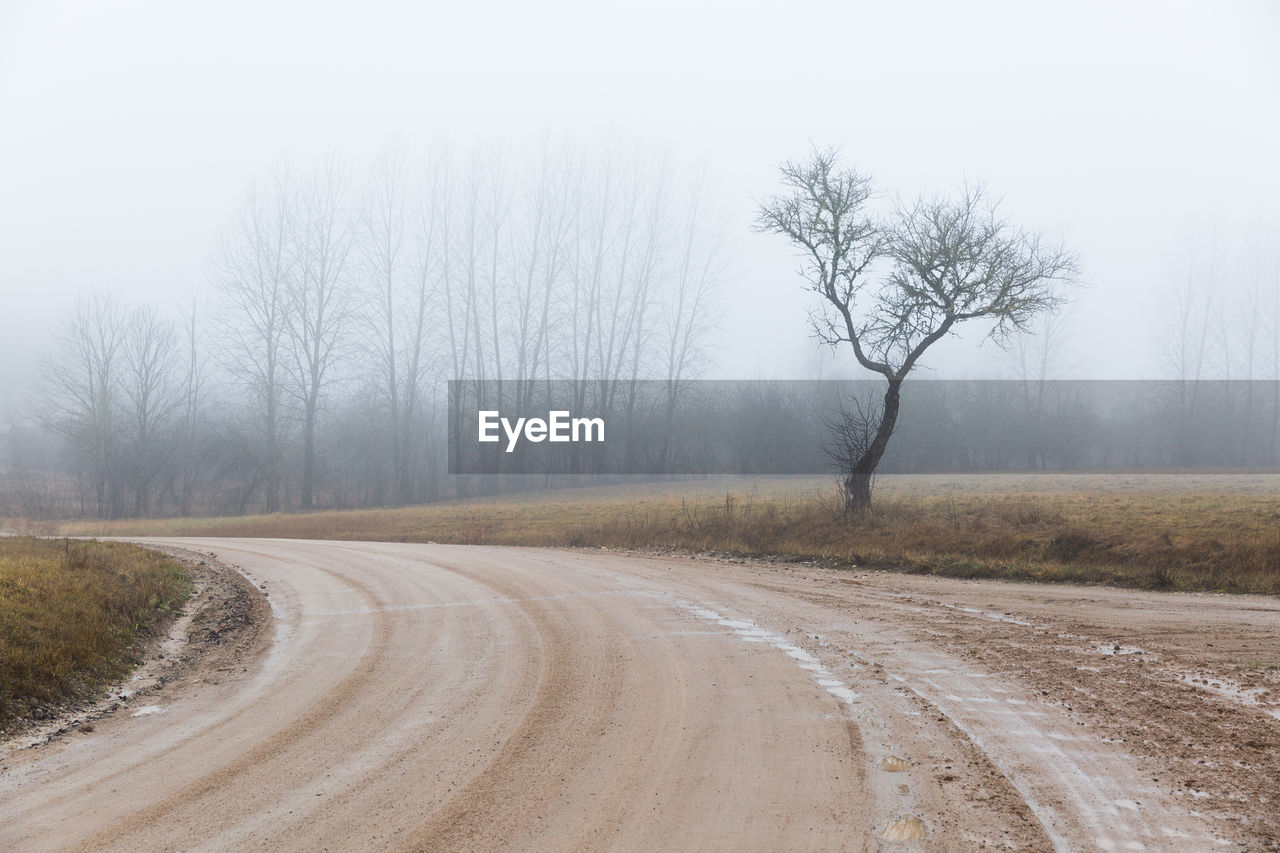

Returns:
3,540,1277,851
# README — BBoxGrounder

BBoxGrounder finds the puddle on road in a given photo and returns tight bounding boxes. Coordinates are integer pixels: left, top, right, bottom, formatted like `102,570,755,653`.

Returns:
881,814,926,842
881,755,911,772
1177,671,1280,718
130,705,166,717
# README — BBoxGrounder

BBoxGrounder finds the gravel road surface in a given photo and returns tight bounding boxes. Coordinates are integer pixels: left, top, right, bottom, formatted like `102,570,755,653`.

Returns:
4,539,1277,851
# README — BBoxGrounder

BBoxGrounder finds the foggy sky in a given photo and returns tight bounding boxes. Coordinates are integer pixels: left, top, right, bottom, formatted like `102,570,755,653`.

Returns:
2,0,1277,410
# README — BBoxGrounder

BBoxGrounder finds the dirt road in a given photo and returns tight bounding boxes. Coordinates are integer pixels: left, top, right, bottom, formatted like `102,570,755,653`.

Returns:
3,540,1277,851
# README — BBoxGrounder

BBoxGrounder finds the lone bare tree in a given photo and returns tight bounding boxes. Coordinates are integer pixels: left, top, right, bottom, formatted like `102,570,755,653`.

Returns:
757,149,1079,510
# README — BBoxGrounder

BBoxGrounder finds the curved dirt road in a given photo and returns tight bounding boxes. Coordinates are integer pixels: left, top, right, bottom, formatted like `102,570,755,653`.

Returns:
2,539,1273,851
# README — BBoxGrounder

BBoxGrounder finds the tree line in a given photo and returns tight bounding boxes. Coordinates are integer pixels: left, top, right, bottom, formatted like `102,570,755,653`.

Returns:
10,137,724,519
4,145,1277,519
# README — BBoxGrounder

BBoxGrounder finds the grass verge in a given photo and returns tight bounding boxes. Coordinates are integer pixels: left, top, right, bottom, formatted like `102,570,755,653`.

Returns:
28,473,1280,596
0,537,191,729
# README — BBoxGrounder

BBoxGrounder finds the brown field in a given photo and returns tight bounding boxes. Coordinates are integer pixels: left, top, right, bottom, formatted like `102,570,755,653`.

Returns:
0,537,190,729
21,472,1280,596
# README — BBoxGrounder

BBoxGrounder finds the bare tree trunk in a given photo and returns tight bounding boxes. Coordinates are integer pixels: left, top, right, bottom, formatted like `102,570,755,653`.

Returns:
178,299,202,516
301,401,316,509
266,391,281,512
843,378,901,512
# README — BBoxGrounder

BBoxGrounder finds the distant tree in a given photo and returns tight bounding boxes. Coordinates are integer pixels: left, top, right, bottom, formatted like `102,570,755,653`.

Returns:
1225,245,1280,464
287,157,355,510
119,304,182,516
757,149,1079,510
38,291,126,517
357,140,441,505
1156,238,1224,464
175,295,205,516
1262,247,1280,464
509,141,573,400
658,166,724,469
212,167,295,513
1006,310,1076,470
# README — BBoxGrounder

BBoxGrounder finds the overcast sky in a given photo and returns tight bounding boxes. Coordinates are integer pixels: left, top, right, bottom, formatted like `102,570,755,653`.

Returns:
1,0,1277,408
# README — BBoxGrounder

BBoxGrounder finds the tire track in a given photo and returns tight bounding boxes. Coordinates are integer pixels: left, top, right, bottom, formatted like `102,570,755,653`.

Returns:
70,546,401,851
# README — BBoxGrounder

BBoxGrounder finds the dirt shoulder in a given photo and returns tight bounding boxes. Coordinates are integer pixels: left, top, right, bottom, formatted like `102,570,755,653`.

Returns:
655,550,1280,848
2,545,272,750
881,574,1280,849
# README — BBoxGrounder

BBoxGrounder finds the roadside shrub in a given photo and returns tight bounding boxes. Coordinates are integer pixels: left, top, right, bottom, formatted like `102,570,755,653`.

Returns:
1043,530,1097,563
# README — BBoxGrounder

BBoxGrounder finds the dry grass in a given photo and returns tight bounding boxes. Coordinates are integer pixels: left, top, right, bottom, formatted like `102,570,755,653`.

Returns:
26,472,1280,596
0,537,190,728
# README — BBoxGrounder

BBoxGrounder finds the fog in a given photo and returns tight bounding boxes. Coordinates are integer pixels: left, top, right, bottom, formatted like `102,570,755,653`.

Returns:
2,0,1276,404
2,1,1279,517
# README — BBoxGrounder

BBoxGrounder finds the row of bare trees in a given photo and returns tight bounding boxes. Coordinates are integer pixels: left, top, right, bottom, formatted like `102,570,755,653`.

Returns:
1151,235,1280,465
32,294,199,518
21,137,724,518
14,142,1275,521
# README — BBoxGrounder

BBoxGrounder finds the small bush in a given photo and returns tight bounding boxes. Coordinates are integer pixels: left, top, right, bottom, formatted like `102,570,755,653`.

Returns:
1043,530,1097,562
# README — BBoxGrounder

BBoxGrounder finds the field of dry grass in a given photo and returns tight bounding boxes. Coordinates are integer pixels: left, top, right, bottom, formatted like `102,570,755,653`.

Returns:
0,537,190,730
22,472,1280,596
